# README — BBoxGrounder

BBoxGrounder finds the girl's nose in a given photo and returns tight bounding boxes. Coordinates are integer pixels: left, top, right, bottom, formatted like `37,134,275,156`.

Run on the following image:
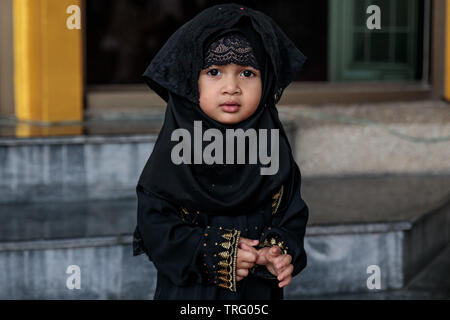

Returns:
222,77,241,95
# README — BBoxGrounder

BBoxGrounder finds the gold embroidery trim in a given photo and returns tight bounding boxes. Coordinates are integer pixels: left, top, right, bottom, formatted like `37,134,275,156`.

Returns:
271,185,284,215
217,229,240,292
179,206,200,224
260,237,288,255
179,206,190,222
178,208,241,292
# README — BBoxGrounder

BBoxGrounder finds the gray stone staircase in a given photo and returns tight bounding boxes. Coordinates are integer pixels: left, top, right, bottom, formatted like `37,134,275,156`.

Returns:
0,100,449,299
287,174,450,298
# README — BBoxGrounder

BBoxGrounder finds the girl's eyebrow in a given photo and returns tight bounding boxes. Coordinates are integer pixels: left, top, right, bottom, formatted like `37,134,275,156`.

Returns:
203,65,261,75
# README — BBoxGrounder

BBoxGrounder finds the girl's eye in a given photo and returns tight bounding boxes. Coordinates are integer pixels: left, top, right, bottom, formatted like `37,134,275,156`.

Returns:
205,68,256,77
207,69,221,76
241,70,256,78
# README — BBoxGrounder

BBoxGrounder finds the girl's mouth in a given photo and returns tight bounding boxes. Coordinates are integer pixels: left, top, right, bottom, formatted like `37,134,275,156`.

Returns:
220,102,241,113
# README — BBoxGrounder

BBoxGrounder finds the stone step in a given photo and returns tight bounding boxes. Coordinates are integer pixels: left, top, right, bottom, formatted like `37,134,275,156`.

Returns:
1,174,448,298
0,134,157,204
277,100,450,176
0,117,296,204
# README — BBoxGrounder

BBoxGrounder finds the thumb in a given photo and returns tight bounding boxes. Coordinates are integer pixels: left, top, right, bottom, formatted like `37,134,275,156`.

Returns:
240,243,249,251
241,243,259,254
270,246,281,256
266,246,279,263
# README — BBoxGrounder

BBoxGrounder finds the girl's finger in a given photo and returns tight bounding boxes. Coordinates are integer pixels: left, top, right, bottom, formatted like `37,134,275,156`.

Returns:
255,248,268,265
239,237,259,247
278,275,292,288
272,256,286,270
277,264,294,282
236,268,249,278
280,264,294,280
241,243,259,254
237,261,255,269
239,246,257,263
276,263,288,274
281,254,292,265
275,255,291,271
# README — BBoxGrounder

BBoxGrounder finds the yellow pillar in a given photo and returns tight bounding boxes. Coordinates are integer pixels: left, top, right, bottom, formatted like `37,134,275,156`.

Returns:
13,0,83,123
446,0,450,101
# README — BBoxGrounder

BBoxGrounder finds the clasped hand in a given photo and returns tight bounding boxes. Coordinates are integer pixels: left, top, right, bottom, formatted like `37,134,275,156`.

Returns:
236,236,293,288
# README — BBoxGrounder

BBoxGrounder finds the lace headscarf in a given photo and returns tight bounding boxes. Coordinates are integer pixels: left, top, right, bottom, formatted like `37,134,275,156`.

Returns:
203,33,259,70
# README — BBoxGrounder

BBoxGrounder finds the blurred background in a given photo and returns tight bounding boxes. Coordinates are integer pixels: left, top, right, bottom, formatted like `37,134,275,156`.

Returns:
0,0,449,299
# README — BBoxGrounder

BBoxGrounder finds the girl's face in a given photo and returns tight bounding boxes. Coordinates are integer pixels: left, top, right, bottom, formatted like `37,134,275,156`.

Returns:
198,63,262,124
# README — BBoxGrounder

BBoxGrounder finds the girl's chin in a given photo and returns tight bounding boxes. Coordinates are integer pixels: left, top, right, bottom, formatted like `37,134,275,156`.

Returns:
215,119,240,125
215,114,246,124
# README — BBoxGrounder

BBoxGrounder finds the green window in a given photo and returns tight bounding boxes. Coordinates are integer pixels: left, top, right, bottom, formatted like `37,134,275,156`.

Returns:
329,0,421,81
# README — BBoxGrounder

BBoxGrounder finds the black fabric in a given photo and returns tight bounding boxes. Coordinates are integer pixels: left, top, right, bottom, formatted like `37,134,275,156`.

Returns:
133,167,308,299
138,3,308,216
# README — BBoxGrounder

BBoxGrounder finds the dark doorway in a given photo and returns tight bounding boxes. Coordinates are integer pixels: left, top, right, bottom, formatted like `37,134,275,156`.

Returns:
86,0,328,85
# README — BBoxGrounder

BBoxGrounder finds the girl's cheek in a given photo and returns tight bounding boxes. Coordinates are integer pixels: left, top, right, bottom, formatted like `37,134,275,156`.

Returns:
198,94,211,111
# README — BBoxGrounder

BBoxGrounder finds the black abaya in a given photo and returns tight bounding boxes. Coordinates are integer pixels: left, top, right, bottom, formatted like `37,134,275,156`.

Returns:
134,165,308,299
132,3,309,300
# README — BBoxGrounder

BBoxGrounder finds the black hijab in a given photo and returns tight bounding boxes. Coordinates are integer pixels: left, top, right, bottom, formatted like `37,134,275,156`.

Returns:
138,3,307,216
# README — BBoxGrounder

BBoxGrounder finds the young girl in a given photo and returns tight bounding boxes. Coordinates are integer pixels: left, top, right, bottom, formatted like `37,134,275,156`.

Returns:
133,3,309,300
